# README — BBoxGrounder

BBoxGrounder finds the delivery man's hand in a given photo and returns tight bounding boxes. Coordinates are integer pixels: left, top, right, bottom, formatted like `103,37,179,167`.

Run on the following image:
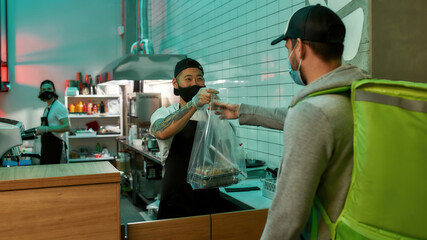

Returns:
191,88,219,109
213,102,239,119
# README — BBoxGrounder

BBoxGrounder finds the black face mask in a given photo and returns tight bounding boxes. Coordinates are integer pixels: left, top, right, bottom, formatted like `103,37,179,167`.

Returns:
176,85,205,103
38,91,57,101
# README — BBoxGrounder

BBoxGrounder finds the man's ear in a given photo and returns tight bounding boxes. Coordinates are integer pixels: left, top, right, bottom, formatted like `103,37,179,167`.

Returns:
296,38,305,59
172,78,178,90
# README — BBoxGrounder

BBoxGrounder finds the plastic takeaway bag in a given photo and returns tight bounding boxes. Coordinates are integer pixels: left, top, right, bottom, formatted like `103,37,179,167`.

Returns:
187,104,247,189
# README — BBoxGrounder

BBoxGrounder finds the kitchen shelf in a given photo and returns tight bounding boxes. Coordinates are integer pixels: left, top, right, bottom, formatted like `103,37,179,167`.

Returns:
68,156,116,162
69,114,121,118
68,134,121,139
65,94,123,164
67,95,121,99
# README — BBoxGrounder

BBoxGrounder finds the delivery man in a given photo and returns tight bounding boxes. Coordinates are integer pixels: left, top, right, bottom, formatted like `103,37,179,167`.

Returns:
214,5,370,239
150,58,221,219
36,80,70,164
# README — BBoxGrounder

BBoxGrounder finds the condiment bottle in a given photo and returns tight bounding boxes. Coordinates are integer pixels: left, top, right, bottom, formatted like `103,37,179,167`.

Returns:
96,142,101,152
76,72,83,95
104,100,108,113
82,103,87,113
87,101,93,115
76,101,84,113
69,103,75,113
93,103,98,114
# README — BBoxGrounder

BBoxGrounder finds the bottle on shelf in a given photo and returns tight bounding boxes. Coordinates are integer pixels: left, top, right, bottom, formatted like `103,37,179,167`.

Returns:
69,103,75,113
87,101,93,115
82,75,90,95
100,101,105,113
82,103,87,113
93,103,98,114
96,142,101,153
104,100,108,113
76,101,84,113
76,72,83,95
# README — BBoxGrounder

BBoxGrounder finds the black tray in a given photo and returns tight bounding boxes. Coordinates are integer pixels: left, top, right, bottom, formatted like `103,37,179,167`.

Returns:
188,170,241,189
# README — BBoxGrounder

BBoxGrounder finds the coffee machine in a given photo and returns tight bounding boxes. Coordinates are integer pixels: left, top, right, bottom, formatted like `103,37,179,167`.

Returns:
0,118,39,166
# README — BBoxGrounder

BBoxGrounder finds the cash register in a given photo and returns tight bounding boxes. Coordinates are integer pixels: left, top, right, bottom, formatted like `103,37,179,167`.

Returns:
0,117,39,166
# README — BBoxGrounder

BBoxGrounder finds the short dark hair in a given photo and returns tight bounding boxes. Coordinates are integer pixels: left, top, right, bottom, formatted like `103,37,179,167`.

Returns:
40,79,56,91
291,38,343,62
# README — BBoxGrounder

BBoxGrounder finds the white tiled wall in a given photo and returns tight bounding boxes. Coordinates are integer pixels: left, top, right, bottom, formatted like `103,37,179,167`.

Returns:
151,0,305,168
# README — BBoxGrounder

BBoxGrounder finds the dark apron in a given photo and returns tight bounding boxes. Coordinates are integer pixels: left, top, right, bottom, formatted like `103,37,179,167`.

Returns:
157,120,221,220
40,100,63,165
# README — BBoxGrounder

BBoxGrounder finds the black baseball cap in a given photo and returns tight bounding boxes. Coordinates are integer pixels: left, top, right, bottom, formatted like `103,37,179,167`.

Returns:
271,4,345,45
174,58,204,78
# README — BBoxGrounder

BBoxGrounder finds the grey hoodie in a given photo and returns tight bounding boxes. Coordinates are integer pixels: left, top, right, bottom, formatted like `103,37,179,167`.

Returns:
238,64,370,240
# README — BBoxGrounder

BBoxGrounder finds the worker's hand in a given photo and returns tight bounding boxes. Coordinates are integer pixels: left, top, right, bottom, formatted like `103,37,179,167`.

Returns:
36,126,49,135
212,102,240,119
191,88,219,109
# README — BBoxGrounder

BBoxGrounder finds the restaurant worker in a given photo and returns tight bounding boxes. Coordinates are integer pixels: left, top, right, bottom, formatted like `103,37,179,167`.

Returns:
150,58,221,220
214,5,370,240
36,80,70,164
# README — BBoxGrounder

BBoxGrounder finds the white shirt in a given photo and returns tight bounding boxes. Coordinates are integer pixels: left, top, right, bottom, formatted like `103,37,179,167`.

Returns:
149,103,206,165
43,100,69,140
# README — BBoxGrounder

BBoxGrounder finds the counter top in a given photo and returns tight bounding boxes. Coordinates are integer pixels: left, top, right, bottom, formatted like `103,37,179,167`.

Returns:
117,139,162,165
0,161,120,191
220,179,272,210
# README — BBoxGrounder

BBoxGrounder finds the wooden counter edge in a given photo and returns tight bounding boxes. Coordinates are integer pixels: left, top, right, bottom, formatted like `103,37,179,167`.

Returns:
0,172,120,191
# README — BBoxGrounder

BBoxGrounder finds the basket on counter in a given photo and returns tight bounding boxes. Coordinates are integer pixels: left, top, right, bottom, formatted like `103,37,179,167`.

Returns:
262,178,276,200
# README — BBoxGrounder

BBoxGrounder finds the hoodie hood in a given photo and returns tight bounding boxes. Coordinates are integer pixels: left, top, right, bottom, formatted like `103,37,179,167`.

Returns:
290,64,370,107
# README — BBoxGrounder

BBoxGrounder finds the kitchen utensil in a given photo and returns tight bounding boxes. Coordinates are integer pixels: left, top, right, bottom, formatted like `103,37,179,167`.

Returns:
266,167,278,178
245,159,266,168
224,186,260,192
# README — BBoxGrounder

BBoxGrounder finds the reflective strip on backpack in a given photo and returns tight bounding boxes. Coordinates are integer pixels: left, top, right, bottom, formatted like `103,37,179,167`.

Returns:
355,90,427,113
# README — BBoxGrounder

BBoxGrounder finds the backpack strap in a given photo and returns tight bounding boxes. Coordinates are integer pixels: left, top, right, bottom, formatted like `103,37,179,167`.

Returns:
307,86,351,98
301,86,351,240
296,86,351,106
311,196,335,240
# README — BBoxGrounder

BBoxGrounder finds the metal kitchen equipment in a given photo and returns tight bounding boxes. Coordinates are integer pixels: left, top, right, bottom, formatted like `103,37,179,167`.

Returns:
99,0,185,81
99,54,185,81
0,118,39,166
136,92,161,123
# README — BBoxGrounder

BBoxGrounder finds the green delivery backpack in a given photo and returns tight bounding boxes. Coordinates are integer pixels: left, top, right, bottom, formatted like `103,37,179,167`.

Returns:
310,79,427,240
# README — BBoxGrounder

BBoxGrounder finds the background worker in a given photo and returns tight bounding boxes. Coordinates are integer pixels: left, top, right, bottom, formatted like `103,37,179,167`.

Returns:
36,80,70,164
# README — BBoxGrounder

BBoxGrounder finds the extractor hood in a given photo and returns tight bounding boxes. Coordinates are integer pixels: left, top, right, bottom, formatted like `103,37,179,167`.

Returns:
99,0,186,81
99,54,186,80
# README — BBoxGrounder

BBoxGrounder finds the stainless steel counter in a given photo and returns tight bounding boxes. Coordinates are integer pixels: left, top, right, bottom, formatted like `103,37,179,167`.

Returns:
116,139,163,205
220,179,272,210
116,139,162,165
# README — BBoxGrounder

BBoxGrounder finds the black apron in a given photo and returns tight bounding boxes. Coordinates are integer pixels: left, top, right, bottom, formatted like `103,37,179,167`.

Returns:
40,100,63,165
157,120,221,220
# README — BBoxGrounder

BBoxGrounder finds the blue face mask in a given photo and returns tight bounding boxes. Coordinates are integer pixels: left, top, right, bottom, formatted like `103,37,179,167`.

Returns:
288,44,306,86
